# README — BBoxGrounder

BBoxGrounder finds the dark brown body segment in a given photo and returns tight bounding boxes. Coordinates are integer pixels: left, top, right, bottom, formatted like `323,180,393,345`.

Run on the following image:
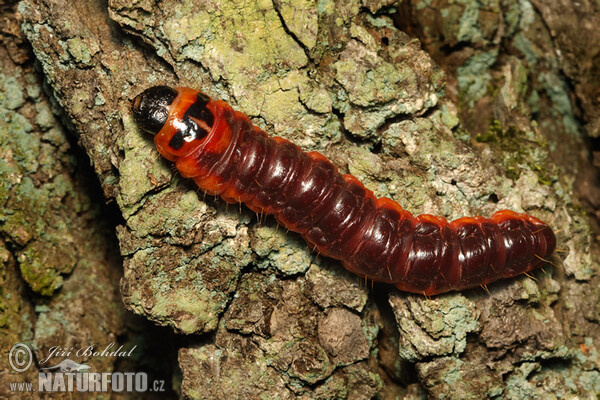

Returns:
133,86,556,295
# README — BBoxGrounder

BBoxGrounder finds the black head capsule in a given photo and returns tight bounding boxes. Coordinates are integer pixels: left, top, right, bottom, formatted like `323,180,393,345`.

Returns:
131,86,178,135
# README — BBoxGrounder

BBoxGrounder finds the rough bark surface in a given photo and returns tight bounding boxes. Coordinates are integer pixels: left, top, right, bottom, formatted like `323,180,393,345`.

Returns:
0,0,130,392
1,0,599,398
0,1,175,398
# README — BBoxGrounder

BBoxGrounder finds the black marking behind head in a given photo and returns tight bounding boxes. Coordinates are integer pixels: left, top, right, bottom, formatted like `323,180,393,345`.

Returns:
169,131,185,149
131,86,178,135
185,93,214,127
168,118,210,150
167,92,213,149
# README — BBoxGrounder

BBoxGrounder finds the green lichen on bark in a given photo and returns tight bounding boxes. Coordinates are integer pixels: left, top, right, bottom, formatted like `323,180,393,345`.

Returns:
11,0,599,398
0,2,135,392
1,66,87,295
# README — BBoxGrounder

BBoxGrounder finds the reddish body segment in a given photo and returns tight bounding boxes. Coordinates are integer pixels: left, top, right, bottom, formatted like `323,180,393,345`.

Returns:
131,86,556,295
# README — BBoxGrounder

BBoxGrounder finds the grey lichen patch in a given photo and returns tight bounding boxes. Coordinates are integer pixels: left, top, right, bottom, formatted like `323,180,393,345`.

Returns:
498,351,600,399
64,37,97,65
120,220,252,334
304,262,368,312
118,118,174,214
389,293,479,362
312,362,383,400
379,110,510,221
417,355,504,399
543,178,595,282
251,225,312,276
457,49,498,107
333,39,408,106
2,75,26,110
179,339,293,400
34,101,56,130
124,188,214,249
382,116,462,171
332,15,441,138
563,238,594,281
2,112,37,175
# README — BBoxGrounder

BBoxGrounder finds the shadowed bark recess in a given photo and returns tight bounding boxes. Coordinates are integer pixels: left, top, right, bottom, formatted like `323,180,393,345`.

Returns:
3,0,598,398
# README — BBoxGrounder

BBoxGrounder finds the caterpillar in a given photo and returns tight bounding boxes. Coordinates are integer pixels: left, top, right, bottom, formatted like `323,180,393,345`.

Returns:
131,86,556,295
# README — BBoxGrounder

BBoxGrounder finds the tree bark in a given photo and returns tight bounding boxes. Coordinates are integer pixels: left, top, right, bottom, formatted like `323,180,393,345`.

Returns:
1,0,597,398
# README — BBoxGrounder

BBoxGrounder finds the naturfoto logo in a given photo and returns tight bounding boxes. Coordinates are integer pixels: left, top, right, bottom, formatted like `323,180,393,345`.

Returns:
8,342,165,394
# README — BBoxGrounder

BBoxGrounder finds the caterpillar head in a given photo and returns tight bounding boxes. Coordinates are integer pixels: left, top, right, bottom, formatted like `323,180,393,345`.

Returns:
131,86,178,135
132,86,216,159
